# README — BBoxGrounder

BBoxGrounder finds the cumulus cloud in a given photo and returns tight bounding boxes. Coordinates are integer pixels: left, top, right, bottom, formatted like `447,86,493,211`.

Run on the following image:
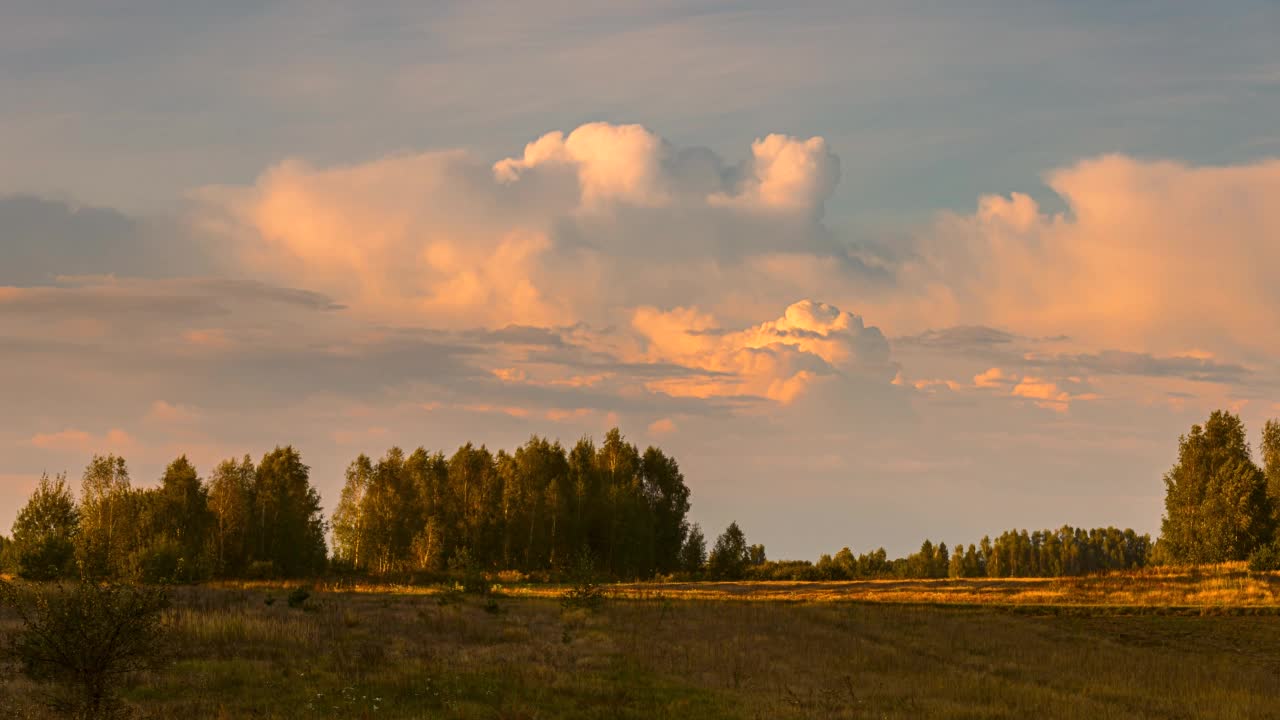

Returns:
632,300,892,403
29,428,135,453
201,122,846,331
899,155,1280,357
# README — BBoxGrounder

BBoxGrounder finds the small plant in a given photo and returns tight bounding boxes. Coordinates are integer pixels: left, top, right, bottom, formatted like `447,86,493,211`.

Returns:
447,548,490,596
0,579,170,719
435,584,465,606
287,586,311,609
1247,542,1280,572
264,595,276,606
560,549,606,612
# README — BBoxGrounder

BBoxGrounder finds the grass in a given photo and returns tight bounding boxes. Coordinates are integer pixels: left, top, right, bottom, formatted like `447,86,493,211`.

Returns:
3,565,1280,718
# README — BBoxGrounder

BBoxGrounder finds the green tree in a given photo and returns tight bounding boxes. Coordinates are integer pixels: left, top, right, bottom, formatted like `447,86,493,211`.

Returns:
77,455,132,578
1263,419,1280,521
207,456,253,577
679,523,707,573
709,521,749,580
1160,411,1272,564
11,474,80,580
149,456,211,580
251,447,327,576
331,454,373,570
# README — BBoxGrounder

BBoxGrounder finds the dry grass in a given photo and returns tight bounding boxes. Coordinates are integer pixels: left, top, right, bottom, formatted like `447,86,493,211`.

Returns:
497,562,1280,610
3,565,1280,718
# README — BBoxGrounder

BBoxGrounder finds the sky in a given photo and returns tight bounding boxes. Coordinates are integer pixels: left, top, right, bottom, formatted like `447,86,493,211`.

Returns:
2,0,1279,559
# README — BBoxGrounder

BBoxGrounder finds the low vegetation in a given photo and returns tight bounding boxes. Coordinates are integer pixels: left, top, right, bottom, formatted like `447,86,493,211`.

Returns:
4,565,1280,719
2,411,1280,716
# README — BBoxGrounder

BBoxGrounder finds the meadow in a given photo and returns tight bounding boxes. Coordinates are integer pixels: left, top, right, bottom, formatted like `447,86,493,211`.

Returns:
4,565,1280,719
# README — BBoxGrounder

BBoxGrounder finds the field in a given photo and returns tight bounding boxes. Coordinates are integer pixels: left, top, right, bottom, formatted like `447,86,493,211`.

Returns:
4,566,1280,719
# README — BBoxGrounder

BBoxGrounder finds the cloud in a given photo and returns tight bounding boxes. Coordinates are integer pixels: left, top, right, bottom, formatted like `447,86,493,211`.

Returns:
900,155,1280,357
200,122,847,331
632,300,892,403
146,401,201,424
29,428,135,453
648,418,677,435
0,195,219,285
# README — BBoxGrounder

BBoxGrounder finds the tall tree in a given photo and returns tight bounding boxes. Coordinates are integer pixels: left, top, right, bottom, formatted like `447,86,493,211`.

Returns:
153,456,211,579
1263,419,1280,521
207,456,254,577
251,446,327,576
331,454,374,570
709,521,749,580
77,454,132,578
11,473,80,580
1160,410,1272,564
679,523,707,573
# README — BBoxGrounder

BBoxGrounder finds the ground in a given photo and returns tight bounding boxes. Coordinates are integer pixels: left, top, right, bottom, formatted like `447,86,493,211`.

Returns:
3,566,1280,718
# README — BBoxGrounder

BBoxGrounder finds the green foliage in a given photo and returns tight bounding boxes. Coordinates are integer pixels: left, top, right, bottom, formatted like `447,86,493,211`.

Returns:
11,472,80,580
1160,411,1273,564
447,547,489,596
287,586,311,609
251,446,328,577
560,549,606,612
679,523,707,574
1247,541,1280,572
329,429,694,581
1263,419,1280,521
0,579,170,719
708,521,749,580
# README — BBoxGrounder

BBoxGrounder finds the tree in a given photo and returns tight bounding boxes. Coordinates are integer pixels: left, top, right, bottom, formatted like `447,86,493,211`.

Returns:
77,455,132,578
1,579,169,719
679,523,707,573
1263,419,1280,521
251,447,327,576
11,474,80,580
1160,410,1272,564
331,454,373,570
149,456,211,580
709,521,750,580
207,456,253,577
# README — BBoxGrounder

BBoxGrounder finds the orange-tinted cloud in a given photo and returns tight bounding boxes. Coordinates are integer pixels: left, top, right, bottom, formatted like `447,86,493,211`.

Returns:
632,299,891,403
901,155,1280,356
29,428,135,452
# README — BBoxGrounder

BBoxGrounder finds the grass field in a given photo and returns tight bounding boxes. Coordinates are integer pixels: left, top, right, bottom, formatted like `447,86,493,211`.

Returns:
4,565,1280,718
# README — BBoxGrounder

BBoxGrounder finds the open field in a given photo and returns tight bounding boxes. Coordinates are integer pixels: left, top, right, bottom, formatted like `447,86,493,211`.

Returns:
4,566,1280,719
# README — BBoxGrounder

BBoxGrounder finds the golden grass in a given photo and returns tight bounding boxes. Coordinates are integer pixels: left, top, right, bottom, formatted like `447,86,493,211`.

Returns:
3,575,1280,718
3,564,1280,718
488,563,1280,609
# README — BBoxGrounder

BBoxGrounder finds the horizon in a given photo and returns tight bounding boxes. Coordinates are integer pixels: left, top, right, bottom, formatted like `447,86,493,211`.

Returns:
3,1,1280,560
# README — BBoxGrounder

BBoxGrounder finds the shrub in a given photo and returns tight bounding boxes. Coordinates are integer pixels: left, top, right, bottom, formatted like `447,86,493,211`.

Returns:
287,586,311,609
16,535,77,581
447,548,489,596
1247,542,1280,572
0,579,170,719
246,560,276,580
560,550,606,612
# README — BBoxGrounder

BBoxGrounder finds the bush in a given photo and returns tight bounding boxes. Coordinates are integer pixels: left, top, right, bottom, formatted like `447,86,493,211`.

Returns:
1247,542,1280,572
447,548,489,596
16,535,77,581
560,550,606,612
246,560,276,580
287,586,311,609
0,579,170,719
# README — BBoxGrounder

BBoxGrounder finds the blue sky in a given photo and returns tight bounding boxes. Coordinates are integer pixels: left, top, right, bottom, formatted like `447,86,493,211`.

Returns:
2,1,1279,558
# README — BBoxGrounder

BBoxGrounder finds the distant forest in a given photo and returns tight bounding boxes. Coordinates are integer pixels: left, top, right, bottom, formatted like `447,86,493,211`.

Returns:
3,413,1279,583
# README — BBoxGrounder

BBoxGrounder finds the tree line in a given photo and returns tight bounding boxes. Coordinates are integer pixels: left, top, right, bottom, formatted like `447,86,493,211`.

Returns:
2,448,325,582
2,412,1278,583
730,526,1153,582
328,429,692,578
